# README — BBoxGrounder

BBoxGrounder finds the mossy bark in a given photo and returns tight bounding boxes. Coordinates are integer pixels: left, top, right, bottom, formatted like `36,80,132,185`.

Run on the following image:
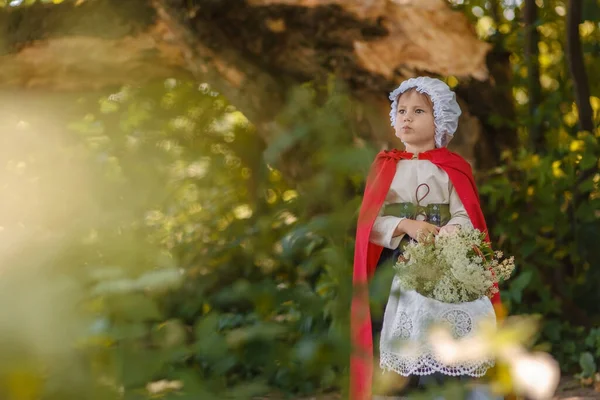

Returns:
0,0,517,169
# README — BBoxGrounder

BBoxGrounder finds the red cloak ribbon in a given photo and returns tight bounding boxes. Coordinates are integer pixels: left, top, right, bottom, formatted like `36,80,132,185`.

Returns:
350,147,501,400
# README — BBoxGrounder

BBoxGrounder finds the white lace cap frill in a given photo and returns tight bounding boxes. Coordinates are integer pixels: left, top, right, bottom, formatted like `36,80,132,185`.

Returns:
389,76,462,148
379,276,496,377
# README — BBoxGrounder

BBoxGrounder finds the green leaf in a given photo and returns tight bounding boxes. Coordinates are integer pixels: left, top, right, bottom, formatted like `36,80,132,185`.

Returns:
100,98,119,114
509,270,533,304
521,241,537,258
225,381,270,398
225,323,287,348
107,293,162,321
583,0,600,22
543,319,562,342
116,347,169,388
578,175,596,193
194,314,229,363
110,322,147,341
579,352,597,377
579,153,597,170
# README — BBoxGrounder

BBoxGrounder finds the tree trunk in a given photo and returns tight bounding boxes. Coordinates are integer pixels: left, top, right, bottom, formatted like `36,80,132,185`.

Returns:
524,0,544,152
0,0,192,90
566,0,594,133
451,0,517,170
0,0,516,171
566,0,597,208
453,45,518,170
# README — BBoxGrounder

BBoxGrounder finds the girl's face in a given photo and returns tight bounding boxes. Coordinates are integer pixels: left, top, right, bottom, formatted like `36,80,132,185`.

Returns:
394,89,436,151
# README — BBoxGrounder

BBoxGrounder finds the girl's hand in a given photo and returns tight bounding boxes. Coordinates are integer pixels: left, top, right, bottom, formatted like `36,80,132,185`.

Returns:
395,219,440,242
439,224,460,236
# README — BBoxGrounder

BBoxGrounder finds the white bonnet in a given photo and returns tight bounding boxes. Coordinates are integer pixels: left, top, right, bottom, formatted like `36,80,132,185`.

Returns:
389,76,462,148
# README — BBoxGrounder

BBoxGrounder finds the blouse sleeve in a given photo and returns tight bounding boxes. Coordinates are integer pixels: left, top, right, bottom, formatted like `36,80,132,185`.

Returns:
447,182,473,228
369,206,406,249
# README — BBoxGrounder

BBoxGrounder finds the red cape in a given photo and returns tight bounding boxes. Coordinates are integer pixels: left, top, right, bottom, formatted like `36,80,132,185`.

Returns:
350,147,501,400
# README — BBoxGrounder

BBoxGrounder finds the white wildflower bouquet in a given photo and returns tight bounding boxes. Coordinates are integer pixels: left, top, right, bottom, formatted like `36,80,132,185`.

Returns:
393,227,515,303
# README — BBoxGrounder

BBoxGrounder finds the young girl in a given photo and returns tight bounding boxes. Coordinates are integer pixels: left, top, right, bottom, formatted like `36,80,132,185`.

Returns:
350,77,502,400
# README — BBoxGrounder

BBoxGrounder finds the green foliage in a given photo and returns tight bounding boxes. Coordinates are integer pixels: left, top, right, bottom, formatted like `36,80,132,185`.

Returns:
479,130,600,371
3,1,600,398
448,0,600,377
0,79,370,399
578,352,597,379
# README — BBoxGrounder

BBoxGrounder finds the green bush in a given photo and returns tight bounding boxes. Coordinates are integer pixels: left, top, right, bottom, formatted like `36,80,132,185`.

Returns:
479,130,600,372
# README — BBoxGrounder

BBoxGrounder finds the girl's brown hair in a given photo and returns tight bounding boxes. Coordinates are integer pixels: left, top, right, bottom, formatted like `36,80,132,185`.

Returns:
397,87,434,110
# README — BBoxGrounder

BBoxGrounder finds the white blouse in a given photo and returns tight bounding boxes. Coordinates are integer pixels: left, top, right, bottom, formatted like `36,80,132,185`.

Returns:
369,160,472,248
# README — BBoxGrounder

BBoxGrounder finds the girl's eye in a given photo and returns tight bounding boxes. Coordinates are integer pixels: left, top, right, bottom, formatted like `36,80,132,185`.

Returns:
416,109,424,114
398,109,405,114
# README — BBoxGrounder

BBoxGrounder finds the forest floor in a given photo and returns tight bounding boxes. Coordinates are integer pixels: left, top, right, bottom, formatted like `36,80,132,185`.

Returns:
270,376,600,399
553,376,599,399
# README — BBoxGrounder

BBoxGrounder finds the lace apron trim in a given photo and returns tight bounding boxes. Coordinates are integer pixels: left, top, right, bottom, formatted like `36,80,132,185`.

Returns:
379,286,496,377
